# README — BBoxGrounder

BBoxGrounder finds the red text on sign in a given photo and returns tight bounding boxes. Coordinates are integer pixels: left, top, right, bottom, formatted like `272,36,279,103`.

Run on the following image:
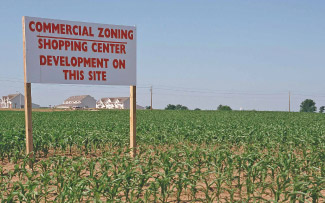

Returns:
38,38,88,52
91,43,126,54
62,70,84,80
98,27,133,40
88,71,107,81
112,59,125,69
29,21,94,37
40,55,109,68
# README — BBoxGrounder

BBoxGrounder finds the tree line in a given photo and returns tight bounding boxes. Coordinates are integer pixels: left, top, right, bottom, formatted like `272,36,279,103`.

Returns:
156,99,325,113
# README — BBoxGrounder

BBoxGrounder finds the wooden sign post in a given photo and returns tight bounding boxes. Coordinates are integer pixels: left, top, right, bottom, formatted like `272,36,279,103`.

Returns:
23,18,34,159
130,86,136,157
24,83,33,158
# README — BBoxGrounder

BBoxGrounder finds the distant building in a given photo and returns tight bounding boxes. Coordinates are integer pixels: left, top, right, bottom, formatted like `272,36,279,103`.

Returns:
96,97,144,109
55,95,96,109
0,93,40,109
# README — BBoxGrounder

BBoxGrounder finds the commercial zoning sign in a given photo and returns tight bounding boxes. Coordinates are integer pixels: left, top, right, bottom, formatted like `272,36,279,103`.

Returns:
23,16,136,85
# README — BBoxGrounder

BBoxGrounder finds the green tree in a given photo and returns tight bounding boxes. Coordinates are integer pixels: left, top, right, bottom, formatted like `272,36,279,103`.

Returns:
176,104,188,110
300,99,317,112
194,108,201,111
217,105,232,111
165,104,188,110
145,106,151,110
165,104,176,110
319,106,325,113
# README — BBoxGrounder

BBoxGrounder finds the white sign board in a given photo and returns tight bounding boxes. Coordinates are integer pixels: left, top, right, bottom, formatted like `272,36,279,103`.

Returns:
23,16,136,85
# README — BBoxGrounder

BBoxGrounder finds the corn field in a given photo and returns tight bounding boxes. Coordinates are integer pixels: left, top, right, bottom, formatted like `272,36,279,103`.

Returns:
0,110,324,202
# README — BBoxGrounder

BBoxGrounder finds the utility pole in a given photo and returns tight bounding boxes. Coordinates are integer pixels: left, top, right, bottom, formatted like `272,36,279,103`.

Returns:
150,86,153,110
289,91,291,112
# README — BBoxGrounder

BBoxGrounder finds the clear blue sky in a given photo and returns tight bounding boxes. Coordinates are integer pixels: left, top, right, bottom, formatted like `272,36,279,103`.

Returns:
1,0,325,111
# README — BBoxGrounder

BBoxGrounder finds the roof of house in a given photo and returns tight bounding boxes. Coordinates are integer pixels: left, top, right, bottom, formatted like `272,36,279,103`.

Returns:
97,98,110,104
8,94,20,100
98,97,129,104
64,95,89,102
111,97,129,103
2,94,21,100
2,93,24,100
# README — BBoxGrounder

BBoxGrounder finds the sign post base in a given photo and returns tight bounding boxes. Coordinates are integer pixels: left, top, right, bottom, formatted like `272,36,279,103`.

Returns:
24,82,33,161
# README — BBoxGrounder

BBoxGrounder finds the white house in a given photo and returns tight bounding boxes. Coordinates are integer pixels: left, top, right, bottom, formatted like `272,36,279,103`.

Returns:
55,95,96,109
96,97,144,109
0,93,40,109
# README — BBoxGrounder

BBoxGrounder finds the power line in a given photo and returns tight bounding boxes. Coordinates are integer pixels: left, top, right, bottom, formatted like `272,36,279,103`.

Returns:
2,78,325,99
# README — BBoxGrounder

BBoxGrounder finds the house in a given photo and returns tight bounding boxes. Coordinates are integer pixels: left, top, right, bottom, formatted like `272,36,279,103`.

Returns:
55,95,96,109
96,97,129,109
96,97,144,109
0,93,40,109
